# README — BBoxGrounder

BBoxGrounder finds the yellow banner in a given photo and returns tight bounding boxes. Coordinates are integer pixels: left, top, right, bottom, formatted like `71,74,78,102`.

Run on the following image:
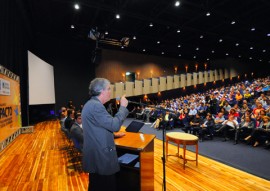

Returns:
0,65,21,128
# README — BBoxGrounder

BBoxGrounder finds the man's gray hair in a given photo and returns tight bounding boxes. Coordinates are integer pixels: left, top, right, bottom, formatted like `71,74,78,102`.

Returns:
89,78,110,96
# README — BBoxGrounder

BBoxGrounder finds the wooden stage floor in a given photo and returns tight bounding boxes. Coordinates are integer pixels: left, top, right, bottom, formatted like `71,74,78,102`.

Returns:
0,127,20,142
0,120,269,191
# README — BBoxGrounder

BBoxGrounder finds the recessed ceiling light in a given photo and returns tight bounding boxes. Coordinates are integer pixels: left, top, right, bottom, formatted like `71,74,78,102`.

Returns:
161,52,164,55
105,31,108,35
267,33,270,37
116,14,120,19
200,35,204,39
235,43,239,46
259,59,262,62
74,4,80,10
196,47,199,51
238,55,241,58
249,57,252,60
121,46,124,49
177,29,181,33
157,41,160,44
226,53,229,56
207,58,210,61
71,25,75,29
177,44,181,48
143,49,146,52
206,12,211,16
175,1,180,7
193,56,196,59
211,50,215,53
133,36,136,40
263,49,266,52
178,54,181,57
231,21,236,24
251,27,256,31
250,47,253,50
149,23,153,27
219,39,223,42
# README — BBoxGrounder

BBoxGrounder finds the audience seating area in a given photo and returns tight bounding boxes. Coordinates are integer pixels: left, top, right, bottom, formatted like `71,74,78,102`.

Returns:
131,77,270,148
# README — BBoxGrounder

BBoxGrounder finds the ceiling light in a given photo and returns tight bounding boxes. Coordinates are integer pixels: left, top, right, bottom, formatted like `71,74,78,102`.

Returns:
231,21,236,24
71,25,75,29
219,39,223,42
251,27,255,31
133,36,136,40
235,43,239,46
157,41,160,44
105,31,108,35
74,4,80,10
149,23,153,27
249,57,252,60
121,46,124,49
143,49,146,52
178,54,181,57
177,44,181,48
193,56,196,59
161,52,164,55
267,33,270,37
196,47,199,51
175,1,180,7
177,29,181,33
207,58,210,61
211,50,215,53
259,59,262,62
263,49,266,52
238,55,241,58
200,35,204,39
206,12,211,16
250,47,253,50
226,53,229,56
116,14,120,19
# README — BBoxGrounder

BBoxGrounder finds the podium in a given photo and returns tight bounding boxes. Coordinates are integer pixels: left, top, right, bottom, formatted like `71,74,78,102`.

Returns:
115,131,155,191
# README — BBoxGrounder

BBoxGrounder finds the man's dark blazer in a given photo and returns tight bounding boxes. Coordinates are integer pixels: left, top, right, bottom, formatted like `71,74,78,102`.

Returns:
82,96,129,175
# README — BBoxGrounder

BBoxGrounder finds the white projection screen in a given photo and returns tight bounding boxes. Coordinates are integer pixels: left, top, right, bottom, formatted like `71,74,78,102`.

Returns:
28,51,56,105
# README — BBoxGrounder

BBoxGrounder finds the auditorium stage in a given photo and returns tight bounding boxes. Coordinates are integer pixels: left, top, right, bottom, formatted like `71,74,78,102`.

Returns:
0,127,22,152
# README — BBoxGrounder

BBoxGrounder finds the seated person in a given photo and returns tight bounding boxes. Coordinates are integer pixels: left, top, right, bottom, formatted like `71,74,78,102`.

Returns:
235,116,255,144
187,105,197,122
217,114,239,143
200,113,215,141
64,109,75,131
245,116,270,147
214,112,225,130
159,111,174,130
184,113,202,135
70,113,83,149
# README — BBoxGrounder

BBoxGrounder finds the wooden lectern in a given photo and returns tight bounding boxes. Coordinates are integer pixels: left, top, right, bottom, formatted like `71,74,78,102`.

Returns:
114,131,155,191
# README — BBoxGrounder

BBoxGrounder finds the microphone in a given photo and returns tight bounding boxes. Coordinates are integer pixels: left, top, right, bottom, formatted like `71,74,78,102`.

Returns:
115,97,142,105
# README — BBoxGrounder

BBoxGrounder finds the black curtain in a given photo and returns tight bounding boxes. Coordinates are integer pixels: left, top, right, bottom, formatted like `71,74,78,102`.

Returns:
0,0,31,126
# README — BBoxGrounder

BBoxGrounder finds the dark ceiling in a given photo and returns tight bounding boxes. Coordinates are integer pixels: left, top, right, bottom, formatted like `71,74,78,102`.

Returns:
26,0,270,63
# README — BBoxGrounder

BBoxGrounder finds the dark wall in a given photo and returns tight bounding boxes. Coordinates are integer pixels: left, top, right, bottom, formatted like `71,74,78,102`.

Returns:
0,0,30,126
30,34,96,111
96,49,255,83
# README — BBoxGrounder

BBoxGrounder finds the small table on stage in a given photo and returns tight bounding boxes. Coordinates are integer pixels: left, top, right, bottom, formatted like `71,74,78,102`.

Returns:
166,132,199,169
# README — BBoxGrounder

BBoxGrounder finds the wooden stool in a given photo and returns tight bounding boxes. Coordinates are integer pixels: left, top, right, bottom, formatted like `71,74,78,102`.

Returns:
166,132,199,169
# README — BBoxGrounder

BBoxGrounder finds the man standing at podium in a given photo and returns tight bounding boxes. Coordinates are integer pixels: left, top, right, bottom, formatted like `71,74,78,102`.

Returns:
82,78,129,191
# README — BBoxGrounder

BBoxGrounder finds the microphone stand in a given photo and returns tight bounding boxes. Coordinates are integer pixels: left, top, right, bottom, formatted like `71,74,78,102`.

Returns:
129,101,174,191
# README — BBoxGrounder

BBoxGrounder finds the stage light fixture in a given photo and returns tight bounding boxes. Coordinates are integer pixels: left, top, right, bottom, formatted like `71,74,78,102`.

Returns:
175,1,180,7
74,4,80,10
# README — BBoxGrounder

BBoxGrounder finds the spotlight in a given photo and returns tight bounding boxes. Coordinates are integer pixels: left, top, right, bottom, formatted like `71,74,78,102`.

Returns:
206,12,211,16
251,27,255,31
74,4,80,10
71,25,75,29
177,29,181,33
175,1,180,7
149,23,153,27
133,36,136,40
116,14,120,19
